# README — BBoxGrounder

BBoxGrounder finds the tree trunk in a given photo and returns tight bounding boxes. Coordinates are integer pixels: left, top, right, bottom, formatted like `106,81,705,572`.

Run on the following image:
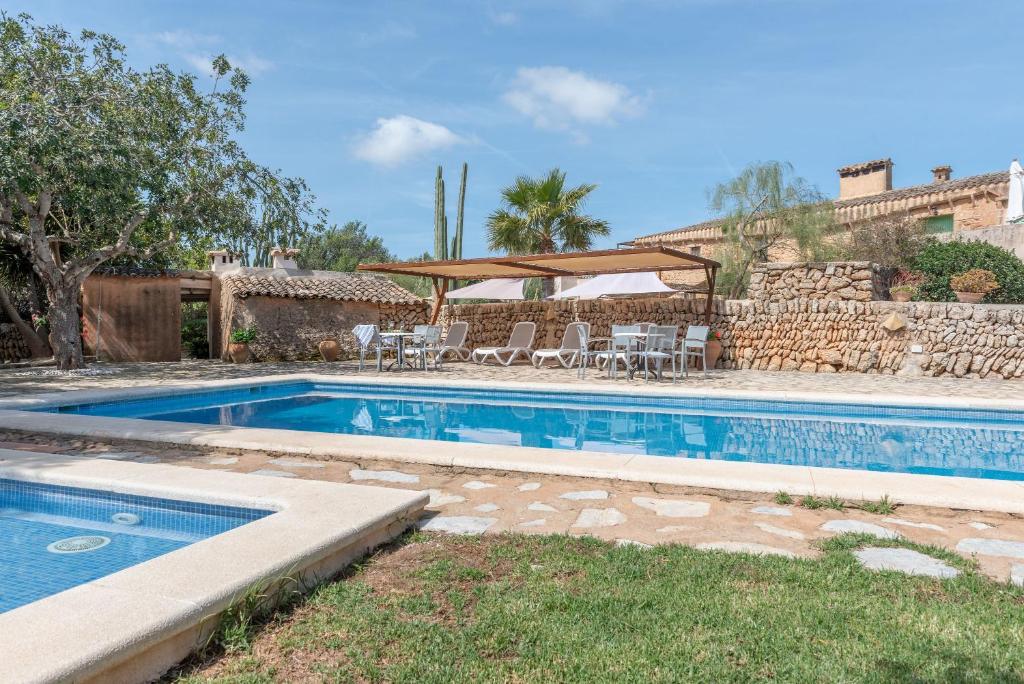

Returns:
0,283,51,358
47,285,84,370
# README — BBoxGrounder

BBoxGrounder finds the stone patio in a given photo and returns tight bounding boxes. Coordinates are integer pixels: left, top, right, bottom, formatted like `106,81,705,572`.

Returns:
2,358,1024,584
4,357,1024,400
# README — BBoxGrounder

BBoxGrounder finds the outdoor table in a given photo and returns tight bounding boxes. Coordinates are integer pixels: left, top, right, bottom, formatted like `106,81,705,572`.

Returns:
379,331,418,371
610,331,665,380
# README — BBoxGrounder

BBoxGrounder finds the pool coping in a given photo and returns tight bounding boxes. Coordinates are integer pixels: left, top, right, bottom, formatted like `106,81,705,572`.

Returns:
0,449,427,683
1,372,1024,514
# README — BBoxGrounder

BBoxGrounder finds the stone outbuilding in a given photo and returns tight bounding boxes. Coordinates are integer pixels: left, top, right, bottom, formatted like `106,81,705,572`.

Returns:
214,268,428,361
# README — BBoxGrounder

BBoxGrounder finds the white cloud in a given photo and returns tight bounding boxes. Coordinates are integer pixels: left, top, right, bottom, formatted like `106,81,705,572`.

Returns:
353,115,465,167
184,53,274,76
153,30,219,49
490,10,519,25
503,66,643,136
149,30,273,77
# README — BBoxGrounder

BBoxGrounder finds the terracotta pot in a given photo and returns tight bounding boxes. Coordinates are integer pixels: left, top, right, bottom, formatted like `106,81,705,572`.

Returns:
704,340,722,370
318,339,340,362
228,342,251,364
890,290,912,303
954,291,985,304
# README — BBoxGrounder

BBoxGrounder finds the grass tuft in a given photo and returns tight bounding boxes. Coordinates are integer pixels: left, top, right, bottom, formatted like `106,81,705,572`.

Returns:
773,491,794,505
859,495,897,515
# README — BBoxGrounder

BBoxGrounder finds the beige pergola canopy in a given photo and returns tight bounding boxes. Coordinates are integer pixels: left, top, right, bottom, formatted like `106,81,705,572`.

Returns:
358,246,721,323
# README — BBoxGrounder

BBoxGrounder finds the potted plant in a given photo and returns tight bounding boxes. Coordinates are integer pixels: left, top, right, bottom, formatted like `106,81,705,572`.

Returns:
228,326,257,363
888,270,922,303
949,269,999,304
705,329,723,370
318,337,340,362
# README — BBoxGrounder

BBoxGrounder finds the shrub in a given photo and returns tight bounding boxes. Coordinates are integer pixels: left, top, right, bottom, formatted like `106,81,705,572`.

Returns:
950,268,999,294
230,326,257,344
911,241,1024,303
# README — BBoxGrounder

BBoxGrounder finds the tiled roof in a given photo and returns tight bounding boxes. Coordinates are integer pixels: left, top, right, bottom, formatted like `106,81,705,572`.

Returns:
838,158,891,175
630,218,727,245
220,268,423,305
834,170,1007,208
633,170,1009,244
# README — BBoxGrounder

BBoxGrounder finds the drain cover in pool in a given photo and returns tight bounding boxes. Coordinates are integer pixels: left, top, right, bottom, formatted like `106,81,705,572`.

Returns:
47,536,111,554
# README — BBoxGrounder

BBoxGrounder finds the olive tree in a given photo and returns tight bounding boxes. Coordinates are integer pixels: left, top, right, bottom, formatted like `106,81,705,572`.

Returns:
0,14,320,368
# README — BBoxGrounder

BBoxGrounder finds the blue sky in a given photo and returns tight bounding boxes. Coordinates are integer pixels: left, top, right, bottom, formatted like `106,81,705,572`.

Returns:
17,0,1024,258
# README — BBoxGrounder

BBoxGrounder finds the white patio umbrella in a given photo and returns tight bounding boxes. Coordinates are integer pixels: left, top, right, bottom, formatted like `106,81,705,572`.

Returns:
547,271,676,299
1007,159,1024,224
445,278,525,300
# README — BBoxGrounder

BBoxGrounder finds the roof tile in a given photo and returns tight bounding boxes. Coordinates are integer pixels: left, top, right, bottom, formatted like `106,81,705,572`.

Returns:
221,269,422,305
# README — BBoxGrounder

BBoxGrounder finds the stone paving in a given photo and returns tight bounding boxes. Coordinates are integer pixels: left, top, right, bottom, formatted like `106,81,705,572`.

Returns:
2,430,1023,586
4,357,1024,400
2,358,1024,584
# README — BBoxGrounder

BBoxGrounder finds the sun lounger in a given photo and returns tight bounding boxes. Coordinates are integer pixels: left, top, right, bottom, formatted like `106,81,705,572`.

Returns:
531,322,589,368
437,321,471,361
471,321,536,366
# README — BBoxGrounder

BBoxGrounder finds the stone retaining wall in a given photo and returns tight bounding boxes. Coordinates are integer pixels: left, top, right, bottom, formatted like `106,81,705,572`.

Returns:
0,324,30,363
747,261,887,302
439,261,1024,379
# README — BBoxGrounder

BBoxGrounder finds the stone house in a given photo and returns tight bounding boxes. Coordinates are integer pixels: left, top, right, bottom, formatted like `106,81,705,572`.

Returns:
631,159,1012,285
215,267,428,361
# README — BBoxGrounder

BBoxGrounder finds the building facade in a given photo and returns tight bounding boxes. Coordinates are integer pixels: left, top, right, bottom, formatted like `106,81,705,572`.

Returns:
631,159,1012,285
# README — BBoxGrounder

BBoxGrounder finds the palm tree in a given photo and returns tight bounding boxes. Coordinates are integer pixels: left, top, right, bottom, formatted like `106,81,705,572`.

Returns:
486,168,610,297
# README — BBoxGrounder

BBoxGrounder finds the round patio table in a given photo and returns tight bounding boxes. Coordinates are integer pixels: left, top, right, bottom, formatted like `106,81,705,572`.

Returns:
610,331,665,380
378,331,418,371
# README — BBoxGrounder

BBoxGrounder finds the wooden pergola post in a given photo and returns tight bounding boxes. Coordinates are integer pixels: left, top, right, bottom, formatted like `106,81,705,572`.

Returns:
429,277,448,324
703,265,717,324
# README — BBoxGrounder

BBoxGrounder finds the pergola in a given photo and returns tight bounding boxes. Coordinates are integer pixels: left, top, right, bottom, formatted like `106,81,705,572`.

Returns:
358,245,721,324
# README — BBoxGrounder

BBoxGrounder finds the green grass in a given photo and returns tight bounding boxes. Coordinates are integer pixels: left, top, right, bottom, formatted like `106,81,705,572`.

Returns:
773,491,794,505
173,533,1024,683
859,495,897,515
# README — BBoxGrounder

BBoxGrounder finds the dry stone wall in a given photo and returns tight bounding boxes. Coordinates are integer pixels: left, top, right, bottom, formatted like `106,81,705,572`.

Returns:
223,296,429,361
0,324,30,363
748,261,887,302
440,261,1024,379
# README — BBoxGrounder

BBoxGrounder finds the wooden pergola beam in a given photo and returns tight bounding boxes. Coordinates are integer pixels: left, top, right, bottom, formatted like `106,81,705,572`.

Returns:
429,277,448,324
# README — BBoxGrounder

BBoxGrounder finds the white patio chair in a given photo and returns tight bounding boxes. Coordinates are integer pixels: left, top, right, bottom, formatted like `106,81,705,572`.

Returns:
404,325,444,370
638,325,678,381
437,321,471,362
352,324,383,371
471,321,536,366
676,325,710,381
532,322,590,368
592,324,641,379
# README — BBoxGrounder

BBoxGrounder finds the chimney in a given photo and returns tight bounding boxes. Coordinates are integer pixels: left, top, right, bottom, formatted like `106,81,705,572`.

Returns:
207,250,239,273
931,165,952,183
271,247,300,270
837,158,893,200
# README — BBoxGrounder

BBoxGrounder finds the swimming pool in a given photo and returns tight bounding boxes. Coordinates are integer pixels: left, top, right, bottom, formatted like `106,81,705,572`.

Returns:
39,381,1024,481
0,478,270,613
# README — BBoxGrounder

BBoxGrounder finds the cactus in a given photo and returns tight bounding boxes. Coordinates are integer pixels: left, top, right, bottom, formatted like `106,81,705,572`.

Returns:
451,162,467,260
433,165,447,260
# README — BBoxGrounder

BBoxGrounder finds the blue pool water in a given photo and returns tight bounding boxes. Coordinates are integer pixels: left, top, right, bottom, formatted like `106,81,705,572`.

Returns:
39,381,1024,481
0,479,270,613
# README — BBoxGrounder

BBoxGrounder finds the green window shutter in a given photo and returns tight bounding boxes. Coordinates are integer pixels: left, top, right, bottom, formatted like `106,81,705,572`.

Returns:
925,215,954,234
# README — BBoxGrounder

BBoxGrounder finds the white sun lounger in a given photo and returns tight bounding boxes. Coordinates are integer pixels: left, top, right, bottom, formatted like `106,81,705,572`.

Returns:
471,321,536,366
531,322,589,368
437,321,471,361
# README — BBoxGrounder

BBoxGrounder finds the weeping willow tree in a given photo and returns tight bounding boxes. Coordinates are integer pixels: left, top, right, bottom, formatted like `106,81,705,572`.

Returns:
711,161,840,298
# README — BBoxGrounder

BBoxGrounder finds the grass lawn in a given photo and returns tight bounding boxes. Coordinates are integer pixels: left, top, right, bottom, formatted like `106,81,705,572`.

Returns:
173,532,1024,683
